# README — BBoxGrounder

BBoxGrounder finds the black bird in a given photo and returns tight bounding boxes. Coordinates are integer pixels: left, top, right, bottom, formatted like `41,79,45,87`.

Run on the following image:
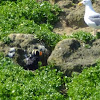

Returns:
25,49,42,70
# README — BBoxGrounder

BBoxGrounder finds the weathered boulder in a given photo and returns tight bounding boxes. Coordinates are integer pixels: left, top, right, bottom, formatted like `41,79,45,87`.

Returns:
66,6,86,28
54,0,76,29
48,38,100,76
0,34,50,68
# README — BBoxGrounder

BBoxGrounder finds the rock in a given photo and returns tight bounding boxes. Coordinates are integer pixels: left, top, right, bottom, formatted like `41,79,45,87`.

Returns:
8,34,38,48
54,0,75,29
57,0,73,9
0,34,50,69
66,6,86,28
48,38,100,76
66,0,100,28
53,0,100,35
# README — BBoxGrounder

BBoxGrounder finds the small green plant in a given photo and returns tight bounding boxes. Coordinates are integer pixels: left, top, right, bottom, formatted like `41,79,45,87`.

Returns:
71,31,95,43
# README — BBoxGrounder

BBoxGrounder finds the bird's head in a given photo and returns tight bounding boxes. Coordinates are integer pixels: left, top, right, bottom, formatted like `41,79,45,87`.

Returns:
78,0,92,6
32,49,42,56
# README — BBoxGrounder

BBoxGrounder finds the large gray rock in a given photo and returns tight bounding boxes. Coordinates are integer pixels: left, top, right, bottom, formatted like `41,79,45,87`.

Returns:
48,38,100,76
0,34,50,68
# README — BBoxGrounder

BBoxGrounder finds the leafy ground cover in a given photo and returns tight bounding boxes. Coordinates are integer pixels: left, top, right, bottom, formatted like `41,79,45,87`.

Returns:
0,54,66,99
66,61,100,100
0,0,64,49
1,52,100,100
0,0,100,100
71,31,95,43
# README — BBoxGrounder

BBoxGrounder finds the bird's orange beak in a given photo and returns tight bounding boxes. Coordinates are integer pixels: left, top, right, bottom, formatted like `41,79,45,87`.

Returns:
78,2,83,6
39,51,42,56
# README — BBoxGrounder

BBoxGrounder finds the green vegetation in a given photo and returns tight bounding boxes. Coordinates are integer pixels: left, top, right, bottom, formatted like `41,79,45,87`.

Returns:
0,1,66,99
0,54,66,99
0,0,63,49
71,31,95,43
0,0,100,100
1,53,100,99
34,24,64,49
67,62,100,100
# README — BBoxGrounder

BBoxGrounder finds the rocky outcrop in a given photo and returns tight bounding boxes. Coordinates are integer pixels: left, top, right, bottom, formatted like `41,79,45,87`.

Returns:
48,38,100,76
0,34,50,68
53,0,100,35
66,0,100,28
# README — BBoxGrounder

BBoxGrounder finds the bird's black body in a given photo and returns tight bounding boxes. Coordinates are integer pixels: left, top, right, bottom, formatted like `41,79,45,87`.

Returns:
25,50,41,70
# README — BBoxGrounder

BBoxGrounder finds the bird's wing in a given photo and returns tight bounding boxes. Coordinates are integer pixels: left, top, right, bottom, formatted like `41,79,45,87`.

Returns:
89,14,100,26
26,56,38,65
